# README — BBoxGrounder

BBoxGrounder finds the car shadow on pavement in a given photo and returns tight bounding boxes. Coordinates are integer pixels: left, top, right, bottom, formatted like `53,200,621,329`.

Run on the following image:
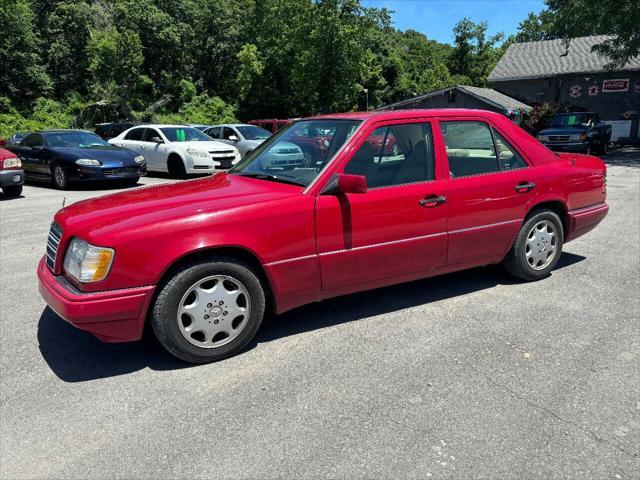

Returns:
38,252,585,382
603,148,640,167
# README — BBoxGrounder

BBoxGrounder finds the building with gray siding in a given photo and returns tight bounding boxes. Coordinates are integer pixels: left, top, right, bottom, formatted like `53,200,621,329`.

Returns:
489,35,640,140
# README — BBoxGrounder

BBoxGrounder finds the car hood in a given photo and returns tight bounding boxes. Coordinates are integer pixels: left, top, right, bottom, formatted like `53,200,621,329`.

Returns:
241,139,264,149
539,127,587,136
55,173,302,241
49,146,139,166
173,141,235,152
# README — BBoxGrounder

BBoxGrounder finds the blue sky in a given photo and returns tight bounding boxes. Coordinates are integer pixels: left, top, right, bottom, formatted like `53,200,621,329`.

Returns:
361,0,545,44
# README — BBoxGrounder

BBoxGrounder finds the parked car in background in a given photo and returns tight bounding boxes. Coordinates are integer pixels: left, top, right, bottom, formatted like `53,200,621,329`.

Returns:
109,124,240,177
8,130,146,189
203,124,272,158
95,122,139,141
537,112,612,154
247,119,292,133
3,132,29,147
0,147,25,197
38,109,608,363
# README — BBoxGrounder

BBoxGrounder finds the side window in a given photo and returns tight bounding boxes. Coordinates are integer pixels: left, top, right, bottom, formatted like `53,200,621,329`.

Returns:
345,122,435,188
493,130,527,170
142,128,161,142
21,134,43,148
441,121,500,178
125,128,144,141
222,127,236,140
207,127,221,139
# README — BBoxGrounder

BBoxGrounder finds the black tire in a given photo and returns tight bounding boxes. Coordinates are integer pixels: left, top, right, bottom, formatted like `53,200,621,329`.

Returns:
502,209,564,281
2,185,22,197
121,177,140,188
151,257,266,363
52,164,69,190
167,155,187,179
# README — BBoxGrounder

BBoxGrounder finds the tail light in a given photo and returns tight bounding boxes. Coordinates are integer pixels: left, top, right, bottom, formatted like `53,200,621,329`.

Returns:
0,157,22,170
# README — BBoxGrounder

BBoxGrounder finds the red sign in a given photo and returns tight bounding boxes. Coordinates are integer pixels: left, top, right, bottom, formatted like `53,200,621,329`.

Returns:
602,79,629,92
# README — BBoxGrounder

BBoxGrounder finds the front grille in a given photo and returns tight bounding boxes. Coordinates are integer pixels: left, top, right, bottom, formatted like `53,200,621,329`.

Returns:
217,157,235,169
46,222,63,270
275,148,299,154
549,135,570,142
209,150,235,157
102,167,139,176
274,159,304,166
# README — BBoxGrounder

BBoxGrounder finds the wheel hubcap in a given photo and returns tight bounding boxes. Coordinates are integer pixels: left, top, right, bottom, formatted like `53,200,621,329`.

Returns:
525,220,558,270
55,167,65,186
177,275,250,348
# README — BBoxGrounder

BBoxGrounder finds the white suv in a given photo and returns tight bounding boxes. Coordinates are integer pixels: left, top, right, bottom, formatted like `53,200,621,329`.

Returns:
109,124,240,177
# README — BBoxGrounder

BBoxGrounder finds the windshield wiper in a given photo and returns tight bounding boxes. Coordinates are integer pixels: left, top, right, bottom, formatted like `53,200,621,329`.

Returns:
233,171,305,186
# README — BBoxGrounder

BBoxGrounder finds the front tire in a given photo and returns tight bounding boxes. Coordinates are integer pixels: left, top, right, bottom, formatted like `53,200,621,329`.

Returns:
2,185,22,197
502,210,564,281
53,165,68,190
167,155,187,179
151,257,266,363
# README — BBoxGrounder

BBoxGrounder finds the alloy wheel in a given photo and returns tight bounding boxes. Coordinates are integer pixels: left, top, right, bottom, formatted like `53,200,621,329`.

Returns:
525,220,558,270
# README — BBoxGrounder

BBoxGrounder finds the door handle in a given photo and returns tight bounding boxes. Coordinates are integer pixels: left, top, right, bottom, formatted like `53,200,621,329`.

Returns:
419,195,446,207
515,182,535,193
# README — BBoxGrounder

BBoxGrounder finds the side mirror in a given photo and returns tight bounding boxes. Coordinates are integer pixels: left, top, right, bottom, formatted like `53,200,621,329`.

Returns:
228,135,238,142
151,136,163,143
322,173,368,195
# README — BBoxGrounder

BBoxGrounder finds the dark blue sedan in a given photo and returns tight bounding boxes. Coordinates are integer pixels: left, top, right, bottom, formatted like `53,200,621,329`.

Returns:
8,130,147,189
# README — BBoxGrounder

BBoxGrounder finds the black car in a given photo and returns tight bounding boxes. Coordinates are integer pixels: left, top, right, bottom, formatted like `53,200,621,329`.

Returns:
537,112,612,155
8,130,147,189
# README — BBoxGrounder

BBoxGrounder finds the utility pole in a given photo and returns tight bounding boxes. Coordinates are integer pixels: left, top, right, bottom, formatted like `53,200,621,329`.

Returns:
363,88,369,111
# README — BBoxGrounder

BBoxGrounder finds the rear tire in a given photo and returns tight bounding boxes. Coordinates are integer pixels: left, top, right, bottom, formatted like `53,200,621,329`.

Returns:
2,185,22,197
167,155,187,179
151,257,266,363
502,210,564,281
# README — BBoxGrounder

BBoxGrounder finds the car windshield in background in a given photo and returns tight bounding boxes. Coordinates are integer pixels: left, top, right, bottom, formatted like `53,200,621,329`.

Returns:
230,119,361,187
550,114,593,127
237,125,271,140
160,127,212,142
46,132,111,148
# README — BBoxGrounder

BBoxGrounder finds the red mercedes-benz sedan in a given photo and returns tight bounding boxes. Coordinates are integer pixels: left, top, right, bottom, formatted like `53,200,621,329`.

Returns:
38,109,609,363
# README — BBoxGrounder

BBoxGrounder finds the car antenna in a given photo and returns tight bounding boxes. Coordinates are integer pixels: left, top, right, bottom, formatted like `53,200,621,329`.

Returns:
62,197,66,209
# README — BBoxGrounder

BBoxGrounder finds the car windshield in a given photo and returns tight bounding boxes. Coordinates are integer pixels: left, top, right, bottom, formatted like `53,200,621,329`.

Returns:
230,119,361,187
550,114,594,127
160,127,212,142
237,125,271,140
46,132,111,148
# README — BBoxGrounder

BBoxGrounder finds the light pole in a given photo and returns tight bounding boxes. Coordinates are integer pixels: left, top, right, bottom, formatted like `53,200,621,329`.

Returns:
363,88,369,111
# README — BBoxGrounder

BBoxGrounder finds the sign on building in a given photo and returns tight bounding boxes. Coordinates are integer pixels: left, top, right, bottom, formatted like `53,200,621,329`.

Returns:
602,79,629,93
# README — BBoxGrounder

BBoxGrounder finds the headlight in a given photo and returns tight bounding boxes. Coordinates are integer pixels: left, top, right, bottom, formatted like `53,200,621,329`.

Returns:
186,148,209,158
579,133,587,142
63,238,114,283
2,157,21,169
134,155,145,164
75,158,101,166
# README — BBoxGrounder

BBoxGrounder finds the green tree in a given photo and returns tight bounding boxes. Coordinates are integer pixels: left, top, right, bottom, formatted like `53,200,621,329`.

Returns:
545,0,640,67
450,18,504,87
0,0,51,107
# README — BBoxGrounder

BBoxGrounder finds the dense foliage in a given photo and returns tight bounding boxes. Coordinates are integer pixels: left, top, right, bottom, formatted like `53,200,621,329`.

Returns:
0,0,635,137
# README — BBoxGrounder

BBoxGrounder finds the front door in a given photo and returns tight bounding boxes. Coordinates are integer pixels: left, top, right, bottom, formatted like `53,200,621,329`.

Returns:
437,119,536,264
14,134,45,175
139,127,167,172
315,120,448,291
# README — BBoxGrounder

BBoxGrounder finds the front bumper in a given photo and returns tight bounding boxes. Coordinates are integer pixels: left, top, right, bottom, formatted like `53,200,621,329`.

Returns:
565,202,609,242
542,142,590,153
71,164,146,181
37,256,155,343
0,169,25,187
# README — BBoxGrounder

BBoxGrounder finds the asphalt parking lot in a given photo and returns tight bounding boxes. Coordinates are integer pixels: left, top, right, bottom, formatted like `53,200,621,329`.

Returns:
1,154,639,479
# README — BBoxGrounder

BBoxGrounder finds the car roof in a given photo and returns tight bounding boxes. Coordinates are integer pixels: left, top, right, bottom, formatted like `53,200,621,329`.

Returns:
126,124,193,128
305,109,507,122
37,129,95,135
210,124,257,128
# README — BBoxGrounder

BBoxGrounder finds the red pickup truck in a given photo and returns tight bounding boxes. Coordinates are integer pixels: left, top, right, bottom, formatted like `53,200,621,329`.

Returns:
38,109,608,363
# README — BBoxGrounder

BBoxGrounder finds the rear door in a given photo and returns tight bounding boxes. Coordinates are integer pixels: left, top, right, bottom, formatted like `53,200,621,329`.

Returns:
315,119,448,291
437,118,536,265
116,127,145,152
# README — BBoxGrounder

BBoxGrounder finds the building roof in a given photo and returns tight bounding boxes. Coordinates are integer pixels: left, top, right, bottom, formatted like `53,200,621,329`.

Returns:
489,35,640,82
379,85,530,113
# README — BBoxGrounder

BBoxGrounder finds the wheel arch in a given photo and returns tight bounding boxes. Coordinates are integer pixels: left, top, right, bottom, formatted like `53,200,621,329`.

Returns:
525,199,569,239
153,245,276,316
